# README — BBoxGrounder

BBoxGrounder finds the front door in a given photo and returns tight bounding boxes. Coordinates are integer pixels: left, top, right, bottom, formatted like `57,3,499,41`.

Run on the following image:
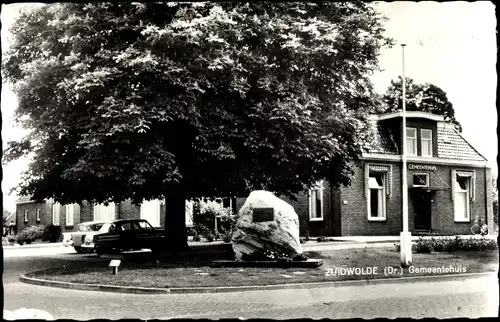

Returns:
413,191,432,232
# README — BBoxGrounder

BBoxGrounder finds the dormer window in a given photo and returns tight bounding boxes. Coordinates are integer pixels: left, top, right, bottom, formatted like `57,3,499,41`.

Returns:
406,127,417,155
421,129,433,157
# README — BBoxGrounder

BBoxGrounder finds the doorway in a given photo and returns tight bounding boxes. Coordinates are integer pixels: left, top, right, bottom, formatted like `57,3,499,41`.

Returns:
412,191,432,232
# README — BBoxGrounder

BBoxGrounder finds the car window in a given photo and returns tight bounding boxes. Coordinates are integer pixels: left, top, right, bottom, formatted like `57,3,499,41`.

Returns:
100,223,118,233
93,224,104,231
99,223,112,232
136,221,154,230
120,222,135,231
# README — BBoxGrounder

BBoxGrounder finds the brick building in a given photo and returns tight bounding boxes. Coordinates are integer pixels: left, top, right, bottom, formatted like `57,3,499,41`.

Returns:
235,111,493,236
16,111,493,237
16,198,194,233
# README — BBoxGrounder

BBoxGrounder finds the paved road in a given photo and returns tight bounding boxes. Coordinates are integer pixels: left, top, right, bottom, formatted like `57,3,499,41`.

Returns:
3,244,499,319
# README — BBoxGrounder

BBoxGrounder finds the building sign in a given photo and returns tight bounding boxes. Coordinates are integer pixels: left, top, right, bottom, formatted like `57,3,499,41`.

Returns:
408,164,436,171
253,208,275,222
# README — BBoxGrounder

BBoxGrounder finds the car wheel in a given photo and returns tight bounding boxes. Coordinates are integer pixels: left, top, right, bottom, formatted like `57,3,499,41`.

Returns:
74,246,84,253
106,248,120,254
151,247,162,253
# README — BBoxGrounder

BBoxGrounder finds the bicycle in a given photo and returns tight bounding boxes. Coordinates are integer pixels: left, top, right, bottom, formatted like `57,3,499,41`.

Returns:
470,216,489,236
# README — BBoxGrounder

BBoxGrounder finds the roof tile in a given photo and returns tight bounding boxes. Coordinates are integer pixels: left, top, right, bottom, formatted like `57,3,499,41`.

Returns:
437,128,486,161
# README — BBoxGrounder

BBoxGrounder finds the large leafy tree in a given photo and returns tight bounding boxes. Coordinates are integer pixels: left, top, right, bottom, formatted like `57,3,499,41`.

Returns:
380,77,462,132
3,2,392,251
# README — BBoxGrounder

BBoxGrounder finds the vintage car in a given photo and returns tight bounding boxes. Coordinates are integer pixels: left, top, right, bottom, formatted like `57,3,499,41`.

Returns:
81,219,164,255
62,221,105,253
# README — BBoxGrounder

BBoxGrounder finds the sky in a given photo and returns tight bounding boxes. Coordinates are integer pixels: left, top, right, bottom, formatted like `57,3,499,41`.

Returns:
1,2,497,212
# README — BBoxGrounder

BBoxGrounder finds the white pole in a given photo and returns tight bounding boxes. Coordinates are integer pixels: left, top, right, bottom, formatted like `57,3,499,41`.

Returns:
400,44,412,266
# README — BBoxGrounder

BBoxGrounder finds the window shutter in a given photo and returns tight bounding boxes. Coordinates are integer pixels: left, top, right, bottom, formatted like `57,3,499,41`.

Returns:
364,164,369,198
472,171,476,201
451,169,456,200
52,202,60,226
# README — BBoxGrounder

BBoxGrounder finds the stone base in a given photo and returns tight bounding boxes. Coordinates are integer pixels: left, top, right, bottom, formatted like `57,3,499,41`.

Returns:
211,259,323,268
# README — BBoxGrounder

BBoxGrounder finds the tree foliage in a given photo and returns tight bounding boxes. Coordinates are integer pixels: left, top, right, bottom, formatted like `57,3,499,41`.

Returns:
3,2,392,206
380,77,462,132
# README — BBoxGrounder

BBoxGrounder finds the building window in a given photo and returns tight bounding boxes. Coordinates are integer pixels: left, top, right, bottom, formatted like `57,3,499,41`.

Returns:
454,174,471,222
367,173,386,220
413,173,429,187
406,127,417,155
66,204,74,226
185,200,194,228
421,129,433,157
24,210,29,223
140,199,161,227
52,203,60,226
309,181,324,221
36,209,41,222
93,203,116,222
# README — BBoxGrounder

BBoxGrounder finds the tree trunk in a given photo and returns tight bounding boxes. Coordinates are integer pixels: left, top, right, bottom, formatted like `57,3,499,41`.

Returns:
162,190,190,253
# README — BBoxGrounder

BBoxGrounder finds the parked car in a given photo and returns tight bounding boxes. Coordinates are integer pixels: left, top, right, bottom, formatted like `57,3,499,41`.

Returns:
63,221,105,253
81,219,164,255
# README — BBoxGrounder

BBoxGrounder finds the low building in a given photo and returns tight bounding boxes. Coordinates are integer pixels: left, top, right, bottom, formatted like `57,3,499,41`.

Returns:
15,198,195,233
235,111,493,236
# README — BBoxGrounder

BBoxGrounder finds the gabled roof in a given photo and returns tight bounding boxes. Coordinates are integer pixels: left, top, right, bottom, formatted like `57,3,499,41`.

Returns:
437,125,487,162
16,195,49,204
367,123,399,155
16,195,36,204
367,111,487,163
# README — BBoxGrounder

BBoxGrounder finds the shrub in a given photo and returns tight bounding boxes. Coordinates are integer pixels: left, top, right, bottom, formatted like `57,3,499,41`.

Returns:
193,223,210,239
242,249,293,262
292,253,308,262
43,224,62,243
186,227,196,236
206,231,215,242
23,225,45,242
198,199,232,218
195,199,236,233
222,230,232,243
219,213,237,233
193,231,201,242
304,231,310,241
16,234,26,245
15,225,45,244
316,236,327,243
393,236,498,253
7,235,16,244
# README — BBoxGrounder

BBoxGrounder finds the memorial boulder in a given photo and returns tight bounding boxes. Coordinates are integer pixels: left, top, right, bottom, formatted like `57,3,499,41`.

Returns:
231,190,303,261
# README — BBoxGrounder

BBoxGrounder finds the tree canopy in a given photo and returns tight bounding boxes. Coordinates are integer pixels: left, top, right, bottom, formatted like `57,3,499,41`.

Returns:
3,2,392,249
380,76,462,132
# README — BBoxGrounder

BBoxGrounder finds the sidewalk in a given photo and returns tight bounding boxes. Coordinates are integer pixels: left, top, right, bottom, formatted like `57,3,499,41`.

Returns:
3,234,497,250
2,242,63,249
309,234,498,243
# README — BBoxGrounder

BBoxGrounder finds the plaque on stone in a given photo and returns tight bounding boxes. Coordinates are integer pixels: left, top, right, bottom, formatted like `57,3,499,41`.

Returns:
252,207,274,222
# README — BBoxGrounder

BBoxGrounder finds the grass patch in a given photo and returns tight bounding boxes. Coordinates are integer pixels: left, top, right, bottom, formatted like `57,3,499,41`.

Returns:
28,247,499,288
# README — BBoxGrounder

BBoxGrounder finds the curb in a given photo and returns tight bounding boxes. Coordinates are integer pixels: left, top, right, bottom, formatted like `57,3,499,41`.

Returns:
2,240,392,251
20,271,497,295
